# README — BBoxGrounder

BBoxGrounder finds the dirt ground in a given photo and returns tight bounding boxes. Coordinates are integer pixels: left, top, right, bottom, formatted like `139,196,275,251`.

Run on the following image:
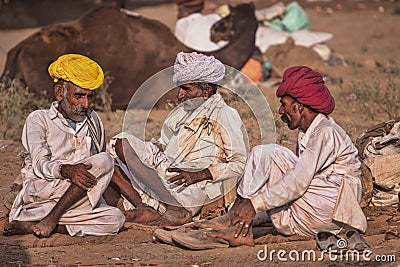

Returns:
0,0,400,266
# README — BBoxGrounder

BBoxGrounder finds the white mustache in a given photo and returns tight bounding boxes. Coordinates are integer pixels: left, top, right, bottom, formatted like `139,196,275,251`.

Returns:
73,107,88,114
181,97,206,111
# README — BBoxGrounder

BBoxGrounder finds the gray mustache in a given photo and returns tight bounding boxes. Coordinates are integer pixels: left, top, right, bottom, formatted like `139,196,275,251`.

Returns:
73,107,88,114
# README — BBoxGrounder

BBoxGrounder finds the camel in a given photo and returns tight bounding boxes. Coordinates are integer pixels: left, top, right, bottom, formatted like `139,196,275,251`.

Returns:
1,3,258,110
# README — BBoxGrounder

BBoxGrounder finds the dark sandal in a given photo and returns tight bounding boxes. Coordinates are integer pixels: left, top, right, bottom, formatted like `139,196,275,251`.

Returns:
345,230,370,251
153,226,189,245
316,231,344,251
171,229,229,250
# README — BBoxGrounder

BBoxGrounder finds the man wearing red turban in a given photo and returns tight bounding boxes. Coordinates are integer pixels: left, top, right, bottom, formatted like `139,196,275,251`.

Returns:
276,66,336,131
187,66,368,250
277,66,335,114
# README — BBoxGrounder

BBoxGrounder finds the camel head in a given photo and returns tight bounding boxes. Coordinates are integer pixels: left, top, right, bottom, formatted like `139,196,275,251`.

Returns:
210,2,256,44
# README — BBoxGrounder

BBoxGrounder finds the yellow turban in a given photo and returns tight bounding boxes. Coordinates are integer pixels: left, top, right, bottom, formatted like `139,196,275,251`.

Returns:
48,54,104,90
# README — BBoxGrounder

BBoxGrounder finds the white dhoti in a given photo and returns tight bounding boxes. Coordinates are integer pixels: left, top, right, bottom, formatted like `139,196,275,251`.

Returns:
238,144,351,237
110,93,248,216
9,152,125,236
110,133,220,215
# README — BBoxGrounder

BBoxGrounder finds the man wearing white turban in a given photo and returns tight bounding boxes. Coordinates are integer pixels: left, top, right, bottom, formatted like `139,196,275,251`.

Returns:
109,52,248,226
4,54,125,238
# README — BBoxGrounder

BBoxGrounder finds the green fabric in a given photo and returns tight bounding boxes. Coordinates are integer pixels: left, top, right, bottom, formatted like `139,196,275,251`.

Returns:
269,18,284,31
267,1,309,33
281,1,309,32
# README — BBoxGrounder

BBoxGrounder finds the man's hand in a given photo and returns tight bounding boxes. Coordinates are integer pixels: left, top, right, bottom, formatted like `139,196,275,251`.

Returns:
60,163,97,191
231,198,256,238
167,168,212,190
150,138,164,152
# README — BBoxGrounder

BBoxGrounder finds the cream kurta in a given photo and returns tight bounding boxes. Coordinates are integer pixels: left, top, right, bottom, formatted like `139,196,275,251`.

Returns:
238,114,367,236
111,93,248,213
9,102,125,236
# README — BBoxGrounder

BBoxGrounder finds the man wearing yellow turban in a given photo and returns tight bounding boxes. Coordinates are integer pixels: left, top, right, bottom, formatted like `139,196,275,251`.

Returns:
48,53,104,91
4,54,125,238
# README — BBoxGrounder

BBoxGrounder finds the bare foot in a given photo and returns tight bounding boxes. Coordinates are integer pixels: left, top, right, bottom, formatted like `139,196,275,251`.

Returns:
146,206,192,226
32,219,57,238
191,212,233,231
3,221,36,236
206,224,255,247
124,206,161,223
191,196,245,230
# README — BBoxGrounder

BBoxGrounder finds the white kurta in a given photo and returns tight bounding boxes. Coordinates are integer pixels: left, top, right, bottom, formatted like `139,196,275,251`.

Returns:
9,102,125,236
111,93,248,213
238,114,367,237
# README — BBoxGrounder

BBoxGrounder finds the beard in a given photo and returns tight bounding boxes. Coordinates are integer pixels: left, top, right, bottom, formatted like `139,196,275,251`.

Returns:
181,97,206,111
60,100,88,122
71,107,89,121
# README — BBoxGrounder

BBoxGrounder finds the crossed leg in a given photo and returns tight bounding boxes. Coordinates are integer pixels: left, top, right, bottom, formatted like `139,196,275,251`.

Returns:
4,189,82,237
3,183,86,238
32,183,86,237
3,221,67,236
110,165,161,223
110,138,191,226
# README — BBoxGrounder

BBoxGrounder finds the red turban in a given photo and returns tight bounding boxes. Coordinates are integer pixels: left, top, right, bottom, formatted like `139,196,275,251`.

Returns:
276,66,335,115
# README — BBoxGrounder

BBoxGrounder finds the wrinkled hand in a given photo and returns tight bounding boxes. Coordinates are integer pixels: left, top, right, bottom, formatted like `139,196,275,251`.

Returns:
231,198,256,238
151,138,164,152
60,163,97,191
167,168,212,191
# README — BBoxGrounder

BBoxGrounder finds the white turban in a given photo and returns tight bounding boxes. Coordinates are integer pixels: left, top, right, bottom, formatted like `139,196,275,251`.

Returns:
173,52,225,84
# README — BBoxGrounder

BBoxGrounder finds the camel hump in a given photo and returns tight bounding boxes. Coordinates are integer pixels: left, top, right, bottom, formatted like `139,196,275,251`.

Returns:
78,6,173,32
1,3,258,110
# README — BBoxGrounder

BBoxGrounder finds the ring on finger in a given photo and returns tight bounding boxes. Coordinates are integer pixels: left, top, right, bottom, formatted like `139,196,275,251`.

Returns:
181,178,186,183
244,224,250,228
239,221,244,225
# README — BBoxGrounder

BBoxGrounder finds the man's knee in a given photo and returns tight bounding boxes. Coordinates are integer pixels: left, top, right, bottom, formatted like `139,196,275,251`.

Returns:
86,152,114,174
251,144,276,158
104,208,125,233
115,138,126,163
112,208,125,230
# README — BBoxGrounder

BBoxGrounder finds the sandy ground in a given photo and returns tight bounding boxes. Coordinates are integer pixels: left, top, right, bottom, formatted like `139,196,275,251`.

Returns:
0,0,400,266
